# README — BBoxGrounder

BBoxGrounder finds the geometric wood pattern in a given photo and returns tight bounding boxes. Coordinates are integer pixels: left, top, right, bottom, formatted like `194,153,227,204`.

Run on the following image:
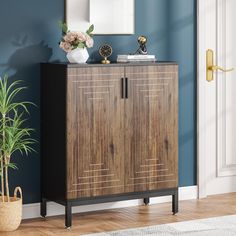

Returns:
124,65,178,193
66,67,125,199
66,65,178,199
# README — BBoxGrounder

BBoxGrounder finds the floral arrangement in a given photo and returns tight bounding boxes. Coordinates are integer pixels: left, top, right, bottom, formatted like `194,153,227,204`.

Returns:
59,22,94,53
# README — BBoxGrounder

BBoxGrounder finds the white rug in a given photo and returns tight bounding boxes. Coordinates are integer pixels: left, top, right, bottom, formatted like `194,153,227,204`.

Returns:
83,214,236,235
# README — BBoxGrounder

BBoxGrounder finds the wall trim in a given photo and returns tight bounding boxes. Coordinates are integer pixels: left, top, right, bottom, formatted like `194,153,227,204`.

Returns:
22,186,197,220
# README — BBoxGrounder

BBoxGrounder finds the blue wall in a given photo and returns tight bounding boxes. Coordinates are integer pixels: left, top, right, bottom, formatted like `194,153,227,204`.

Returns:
0,0,196,203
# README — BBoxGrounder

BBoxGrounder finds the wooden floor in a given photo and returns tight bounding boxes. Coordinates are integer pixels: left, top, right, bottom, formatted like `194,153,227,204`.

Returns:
1,193,236,236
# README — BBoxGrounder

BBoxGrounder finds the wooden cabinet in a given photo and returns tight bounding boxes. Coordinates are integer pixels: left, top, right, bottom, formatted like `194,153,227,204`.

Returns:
41,63,178,228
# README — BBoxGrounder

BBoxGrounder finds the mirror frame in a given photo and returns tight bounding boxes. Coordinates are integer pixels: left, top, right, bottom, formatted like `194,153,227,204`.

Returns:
65,0,135,35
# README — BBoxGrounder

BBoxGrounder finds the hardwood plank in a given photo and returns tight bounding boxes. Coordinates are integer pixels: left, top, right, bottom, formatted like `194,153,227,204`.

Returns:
3,193,236,236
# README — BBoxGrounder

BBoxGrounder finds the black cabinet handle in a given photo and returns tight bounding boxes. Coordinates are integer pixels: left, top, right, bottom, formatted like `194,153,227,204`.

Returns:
125,77,128,98
121,78,124,99
109,143,115,155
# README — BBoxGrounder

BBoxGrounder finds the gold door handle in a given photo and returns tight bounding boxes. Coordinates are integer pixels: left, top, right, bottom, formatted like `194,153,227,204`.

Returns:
206,49,234,82
210,65,234,72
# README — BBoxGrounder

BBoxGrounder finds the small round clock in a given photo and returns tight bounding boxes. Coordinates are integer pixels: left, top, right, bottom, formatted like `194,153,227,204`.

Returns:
99,44,113,64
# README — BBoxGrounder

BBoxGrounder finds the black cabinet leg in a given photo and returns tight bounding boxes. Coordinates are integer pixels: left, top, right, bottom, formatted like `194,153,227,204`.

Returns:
65,202,72,229
40,198,47,218
172,190,178,215
144,197,150,205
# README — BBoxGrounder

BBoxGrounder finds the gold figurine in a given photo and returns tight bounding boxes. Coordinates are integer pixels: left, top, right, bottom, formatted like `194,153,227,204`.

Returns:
134,35,148,55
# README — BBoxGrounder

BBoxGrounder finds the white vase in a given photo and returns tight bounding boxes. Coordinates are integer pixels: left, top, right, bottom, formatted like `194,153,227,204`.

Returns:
66,48,89,64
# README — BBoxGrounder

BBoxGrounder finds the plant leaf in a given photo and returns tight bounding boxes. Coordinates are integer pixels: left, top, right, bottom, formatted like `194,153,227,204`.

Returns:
58,21,68,34
6,163,18,170
86,24,94,35
77,42,85,49
0,75,36,182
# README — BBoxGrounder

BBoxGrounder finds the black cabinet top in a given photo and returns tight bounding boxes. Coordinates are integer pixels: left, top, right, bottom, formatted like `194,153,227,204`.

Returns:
41,61,178,68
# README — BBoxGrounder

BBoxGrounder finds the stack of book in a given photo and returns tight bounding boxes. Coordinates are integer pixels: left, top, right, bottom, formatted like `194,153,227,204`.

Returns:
117,54,156,63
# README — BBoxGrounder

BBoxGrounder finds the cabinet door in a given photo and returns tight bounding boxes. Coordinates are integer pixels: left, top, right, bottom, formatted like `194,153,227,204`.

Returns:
66,67,125,199
124,65,178,193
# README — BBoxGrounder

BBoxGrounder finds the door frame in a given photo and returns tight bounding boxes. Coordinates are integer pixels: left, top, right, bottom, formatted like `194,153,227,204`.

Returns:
197,0,217,198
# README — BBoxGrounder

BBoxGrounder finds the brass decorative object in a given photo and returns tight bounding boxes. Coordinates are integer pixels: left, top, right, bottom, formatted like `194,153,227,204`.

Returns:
134,35,148,55
99,44,113,64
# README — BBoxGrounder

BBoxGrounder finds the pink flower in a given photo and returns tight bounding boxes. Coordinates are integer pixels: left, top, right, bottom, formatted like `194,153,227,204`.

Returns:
85,35,94,48
59,28,94,53
63,32,78,43
76,32,86,43
59,41,72,53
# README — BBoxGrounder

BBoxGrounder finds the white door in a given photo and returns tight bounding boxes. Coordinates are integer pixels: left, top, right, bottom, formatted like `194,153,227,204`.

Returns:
198,0,236,197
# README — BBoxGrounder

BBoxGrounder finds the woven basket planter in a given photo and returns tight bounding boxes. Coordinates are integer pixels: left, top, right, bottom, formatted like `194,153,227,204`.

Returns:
0,187,22,232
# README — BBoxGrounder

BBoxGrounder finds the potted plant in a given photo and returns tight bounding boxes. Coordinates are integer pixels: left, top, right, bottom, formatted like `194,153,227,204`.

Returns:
59,22,94,63
0,75,35,232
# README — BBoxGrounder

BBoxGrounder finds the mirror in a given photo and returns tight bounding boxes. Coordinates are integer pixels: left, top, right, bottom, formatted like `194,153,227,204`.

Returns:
65,0,135,35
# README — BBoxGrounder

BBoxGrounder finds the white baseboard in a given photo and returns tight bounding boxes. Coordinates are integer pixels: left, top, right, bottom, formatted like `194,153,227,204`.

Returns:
22,186,197,220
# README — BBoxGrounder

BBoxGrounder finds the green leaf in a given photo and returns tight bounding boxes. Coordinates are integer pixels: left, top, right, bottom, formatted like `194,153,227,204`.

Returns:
6,163,18,170
77,42,85,49
58,21,68,34
0,75,36,184
86,24,94,35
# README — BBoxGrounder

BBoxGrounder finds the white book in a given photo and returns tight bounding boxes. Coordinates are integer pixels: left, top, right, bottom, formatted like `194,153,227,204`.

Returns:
117,54,156,60
117,59,156,63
